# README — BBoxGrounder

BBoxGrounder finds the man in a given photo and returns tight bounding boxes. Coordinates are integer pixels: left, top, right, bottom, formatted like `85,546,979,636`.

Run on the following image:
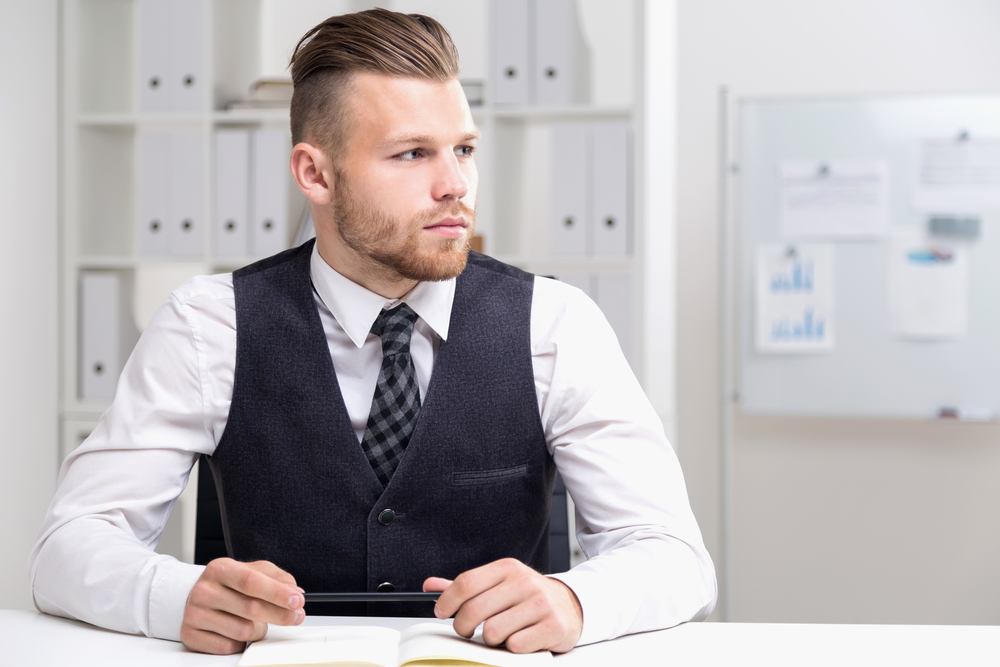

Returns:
30,8,715,656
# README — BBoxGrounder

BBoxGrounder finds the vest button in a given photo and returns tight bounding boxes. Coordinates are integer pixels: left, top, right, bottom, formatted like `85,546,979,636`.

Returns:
377,582,395,593
378,509,396,525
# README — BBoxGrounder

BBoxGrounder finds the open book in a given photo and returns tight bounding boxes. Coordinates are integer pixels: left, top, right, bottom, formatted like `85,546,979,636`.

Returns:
238,623,553,667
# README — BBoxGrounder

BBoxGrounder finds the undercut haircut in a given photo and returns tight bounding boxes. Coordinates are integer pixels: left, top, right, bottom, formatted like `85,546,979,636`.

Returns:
289,8,461,161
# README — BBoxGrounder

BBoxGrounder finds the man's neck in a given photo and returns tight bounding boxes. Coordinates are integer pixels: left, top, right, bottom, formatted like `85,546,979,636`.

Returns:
315,235,418,300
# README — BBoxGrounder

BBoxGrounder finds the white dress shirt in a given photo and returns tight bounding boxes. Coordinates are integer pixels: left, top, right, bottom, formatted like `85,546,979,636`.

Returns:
29,245,716,647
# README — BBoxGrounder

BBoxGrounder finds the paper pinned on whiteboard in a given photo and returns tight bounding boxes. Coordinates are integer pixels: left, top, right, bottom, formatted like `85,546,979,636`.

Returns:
888,229,969,340
779,160,889,239
912,137,1000,212
755,243,836,354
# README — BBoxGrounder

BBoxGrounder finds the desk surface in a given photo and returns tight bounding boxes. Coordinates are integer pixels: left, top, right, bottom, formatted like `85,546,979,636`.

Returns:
2,610,999,666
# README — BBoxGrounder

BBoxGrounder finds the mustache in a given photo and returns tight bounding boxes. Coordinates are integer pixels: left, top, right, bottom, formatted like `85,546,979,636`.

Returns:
419,200,476,222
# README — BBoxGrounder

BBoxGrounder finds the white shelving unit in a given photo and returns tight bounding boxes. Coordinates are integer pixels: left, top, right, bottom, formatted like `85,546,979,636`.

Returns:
60,0,658,566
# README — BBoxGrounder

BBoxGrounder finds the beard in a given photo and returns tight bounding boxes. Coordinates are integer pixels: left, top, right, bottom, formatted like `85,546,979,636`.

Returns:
331,171,476,284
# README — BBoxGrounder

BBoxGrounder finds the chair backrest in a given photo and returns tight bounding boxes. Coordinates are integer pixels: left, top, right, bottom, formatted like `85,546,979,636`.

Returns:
195,455,573,573
194,455,228,565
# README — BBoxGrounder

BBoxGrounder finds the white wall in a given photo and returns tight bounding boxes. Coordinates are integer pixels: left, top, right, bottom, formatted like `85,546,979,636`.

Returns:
676,0,1000,622
0,0,60,610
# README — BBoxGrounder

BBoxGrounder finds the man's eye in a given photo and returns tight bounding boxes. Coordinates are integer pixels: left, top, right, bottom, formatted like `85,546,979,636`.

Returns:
456,146,475,157
397,149,421,160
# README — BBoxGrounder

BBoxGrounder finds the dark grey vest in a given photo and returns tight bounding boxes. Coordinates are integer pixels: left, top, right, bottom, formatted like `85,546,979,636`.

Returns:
207,240,554,617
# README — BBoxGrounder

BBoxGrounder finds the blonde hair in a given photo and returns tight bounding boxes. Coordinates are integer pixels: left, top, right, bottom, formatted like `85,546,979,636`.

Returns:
289,8,460,157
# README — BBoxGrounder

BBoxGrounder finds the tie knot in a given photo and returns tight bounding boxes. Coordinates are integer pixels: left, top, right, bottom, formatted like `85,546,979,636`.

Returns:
371,303,418,357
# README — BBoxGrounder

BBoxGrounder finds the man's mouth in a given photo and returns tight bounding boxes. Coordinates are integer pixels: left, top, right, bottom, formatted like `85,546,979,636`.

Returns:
424,217,469,238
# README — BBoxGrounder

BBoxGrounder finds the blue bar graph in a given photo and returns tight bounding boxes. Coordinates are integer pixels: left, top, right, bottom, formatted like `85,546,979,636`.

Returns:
770,307,826,342
770,258,814,293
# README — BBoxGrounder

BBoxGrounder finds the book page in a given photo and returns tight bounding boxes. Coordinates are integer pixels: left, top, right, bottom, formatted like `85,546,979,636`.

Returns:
239,626,400,667
397,624,553,667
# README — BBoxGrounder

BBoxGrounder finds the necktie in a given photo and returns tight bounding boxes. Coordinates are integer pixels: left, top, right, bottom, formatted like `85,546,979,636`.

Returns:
361,303,422,486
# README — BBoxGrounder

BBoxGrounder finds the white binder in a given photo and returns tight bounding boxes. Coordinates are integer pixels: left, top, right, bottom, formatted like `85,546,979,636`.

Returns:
168,0,205,113
250,128,290,257
550,123,589,256
168,129,204,257
214,128,250,257
138,130,170,257
138,0,171,112
80,272,121,401
594,274,631,363
493,0,532,105
534,0,591,106
590,122,629,257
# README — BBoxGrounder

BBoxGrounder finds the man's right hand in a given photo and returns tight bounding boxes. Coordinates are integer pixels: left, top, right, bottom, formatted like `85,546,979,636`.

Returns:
180,558,306,654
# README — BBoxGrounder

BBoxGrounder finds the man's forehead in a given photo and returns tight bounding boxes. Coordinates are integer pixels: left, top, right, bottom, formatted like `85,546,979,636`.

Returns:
347,73,476,141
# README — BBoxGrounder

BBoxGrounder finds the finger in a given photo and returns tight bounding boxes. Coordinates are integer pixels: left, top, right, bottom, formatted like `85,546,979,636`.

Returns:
201,581,304,627
434,559,519,620
423,577,452,593
189,605,269,645
208,558,304,611
503,622,556,655
180,626,248,655
246,560,300,589
452,577,529,640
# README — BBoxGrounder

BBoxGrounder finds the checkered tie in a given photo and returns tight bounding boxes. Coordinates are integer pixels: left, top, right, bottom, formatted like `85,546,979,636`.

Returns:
361,303,422,486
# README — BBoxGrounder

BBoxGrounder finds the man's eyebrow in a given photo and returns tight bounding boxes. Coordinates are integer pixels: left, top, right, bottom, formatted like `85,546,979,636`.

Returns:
379,130,481,148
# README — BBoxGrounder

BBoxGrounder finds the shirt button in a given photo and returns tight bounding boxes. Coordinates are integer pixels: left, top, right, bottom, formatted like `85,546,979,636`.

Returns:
377,582,395,593
378,509,396,525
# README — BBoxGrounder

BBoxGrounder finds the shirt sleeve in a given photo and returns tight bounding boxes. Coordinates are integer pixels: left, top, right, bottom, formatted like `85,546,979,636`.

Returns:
530,276,717,645
27,276,236,641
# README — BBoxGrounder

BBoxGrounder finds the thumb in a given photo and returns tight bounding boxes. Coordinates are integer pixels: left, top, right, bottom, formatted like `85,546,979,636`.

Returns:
422,577,453,592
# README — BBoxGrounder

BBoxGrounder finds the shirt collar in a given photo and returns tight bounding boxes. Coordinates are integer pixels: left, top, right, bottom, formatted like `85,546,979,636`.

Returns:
310,242,455,348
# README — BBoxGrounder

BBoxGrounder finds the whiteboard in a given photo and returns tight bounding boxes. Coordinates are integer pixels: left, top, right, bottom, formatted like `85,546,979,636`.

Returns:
736,94,1000,418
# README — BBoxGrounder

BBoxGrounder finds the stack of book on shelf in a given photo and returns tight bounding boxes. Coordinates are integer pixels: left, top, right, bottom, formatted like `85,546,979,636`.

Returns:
226,78,294,110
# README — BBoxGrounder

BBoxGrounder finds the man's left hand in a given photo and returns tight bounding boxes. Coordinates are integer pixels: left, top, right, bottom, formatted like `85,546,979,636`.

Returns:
423,558,583,654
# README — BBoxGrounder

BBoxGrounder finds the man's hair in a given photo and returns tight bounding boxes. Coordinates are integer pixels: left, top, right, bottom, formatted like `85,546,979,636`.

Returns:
289,8,460,159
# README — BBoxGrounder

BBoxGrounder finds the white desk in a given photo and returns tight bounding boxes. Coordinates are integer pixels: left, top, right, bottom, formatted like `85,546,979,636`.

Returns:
2,610,999,666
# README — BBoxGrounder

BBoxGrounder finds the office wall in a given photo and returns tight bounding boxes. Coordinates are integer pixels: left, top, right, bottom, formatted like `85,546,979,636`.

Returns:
0,1,60,610
676,0,1000,622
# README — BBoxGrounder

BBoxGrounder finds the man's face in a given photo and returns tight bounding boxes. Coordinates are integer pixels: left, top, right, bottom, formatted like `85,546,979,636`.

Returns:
330,73,479,283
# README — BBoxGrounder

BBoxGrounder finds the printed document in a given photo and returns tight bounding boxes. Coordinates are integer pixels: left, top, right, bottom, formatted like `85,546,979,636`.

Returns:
888,229,969,339
755,243,836,354
912,138,1000,212
779,160,889,239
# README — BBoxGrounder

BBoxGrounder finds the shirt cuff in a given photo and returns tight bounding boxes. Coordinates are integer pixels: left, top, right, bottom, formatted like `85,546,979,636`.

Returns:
148,561,205,641
548,570,611,647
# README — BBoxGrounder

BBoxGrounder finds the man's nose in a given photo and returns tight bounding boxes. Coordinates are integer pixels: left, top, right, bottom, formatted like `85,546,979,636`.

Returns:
431,152,469,201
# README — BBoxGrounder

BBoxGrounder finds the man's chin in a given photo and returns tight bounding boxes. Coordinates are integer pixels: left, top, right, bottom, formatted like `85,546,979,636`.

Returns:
387,243,470,283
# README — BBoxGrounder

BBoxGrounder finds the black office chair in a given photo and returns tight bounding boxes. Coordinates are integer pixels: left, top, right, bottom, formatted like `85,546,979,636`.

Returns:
194,454,574,573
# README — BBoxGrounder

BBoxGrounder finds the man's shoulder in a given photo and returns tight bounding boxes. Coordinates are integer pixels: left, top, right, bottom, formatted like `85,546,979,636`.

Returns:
233,240,314,281
171,272,235,306
463,251,534,285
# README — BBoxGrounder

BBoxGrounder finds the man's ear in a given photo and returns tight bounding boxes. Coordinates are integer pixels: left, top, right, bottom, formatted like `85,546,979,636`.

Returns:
290,142,334,205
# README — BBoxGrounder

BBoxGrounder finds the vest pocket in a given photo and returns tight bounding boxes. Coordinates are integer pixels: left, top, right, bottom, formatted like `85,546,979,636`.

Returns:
452,463,528,486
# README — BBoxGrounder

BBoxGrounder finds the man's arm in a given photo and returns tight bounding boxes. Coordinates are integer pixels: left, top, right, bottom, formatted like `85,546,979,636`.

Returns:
423,277,716,651
30,287,214,640
29,276,304,649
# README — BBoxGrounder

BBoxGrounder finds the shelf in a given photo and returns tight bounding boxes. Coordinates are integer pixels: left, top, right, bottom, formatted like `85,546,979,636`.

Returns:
212,108,292,124
490,104,633,121
77,113,209,127
76,255,287,272
76,256,139,269
494,256,635,273
77,105,632,127
62,402,113,419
